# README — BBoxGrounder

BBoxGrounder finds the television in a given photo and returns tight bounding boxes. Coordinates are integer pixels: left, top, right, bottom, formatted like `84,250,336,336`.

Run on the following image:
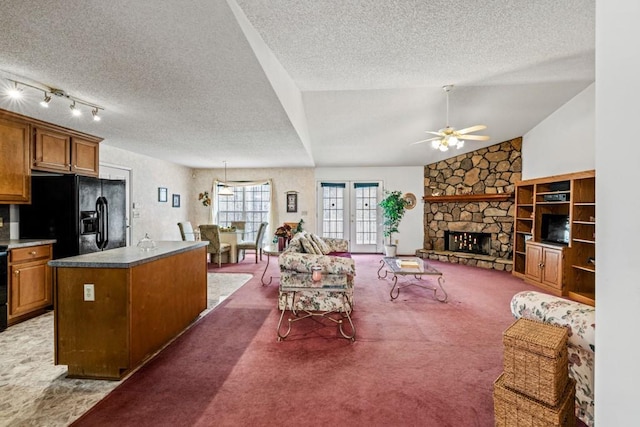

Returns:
540,214,570,245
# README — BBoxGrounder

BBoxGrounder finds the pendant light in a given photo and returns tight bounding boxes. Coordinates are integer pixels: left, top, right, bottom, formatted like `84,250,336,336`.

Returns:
219,161,234,196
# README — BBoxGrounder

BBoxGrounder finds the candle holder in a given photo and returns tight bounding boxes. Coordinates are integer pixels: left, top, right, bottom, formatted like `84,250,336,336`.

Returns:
311,265,322,282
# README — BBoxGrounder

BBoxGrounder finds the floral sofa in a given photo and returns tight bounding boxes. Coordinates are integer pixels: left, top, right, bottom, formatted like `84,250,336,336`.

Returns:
278,232,355,312
510,291,595,427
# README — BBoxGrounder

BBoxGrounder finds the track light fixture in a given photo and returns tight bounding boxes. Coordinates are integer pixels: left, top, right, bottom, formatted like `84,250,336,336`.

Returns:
40,92,52,108
7,81,22,99
1,73,104,122
70,101,82,116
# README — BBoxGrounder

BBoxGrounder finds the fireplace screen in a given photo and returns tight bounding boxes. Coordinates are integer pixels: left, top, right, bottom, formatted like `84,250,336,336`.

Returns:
445,231,491,255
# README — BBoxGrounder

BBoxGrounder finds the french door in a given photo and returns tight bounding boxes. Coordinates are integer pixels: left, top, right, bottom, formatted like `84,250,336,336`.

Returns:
317,181,382,253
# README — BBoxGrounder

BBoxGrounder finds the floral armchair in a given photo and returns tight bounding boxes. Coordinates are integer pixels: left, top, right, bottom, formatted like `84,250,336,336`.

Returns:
278,232,355,312
510,291,595,427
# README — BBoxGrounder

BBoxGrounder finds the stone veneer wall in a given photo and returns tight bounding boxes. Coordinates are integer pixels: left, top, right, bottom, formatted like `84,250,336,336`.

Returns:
419,138,522,271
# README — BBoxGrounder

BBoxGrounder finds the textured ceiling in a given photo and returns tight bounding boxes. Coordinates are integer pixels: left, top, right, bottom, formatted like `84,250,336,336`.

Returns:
0,0,594,168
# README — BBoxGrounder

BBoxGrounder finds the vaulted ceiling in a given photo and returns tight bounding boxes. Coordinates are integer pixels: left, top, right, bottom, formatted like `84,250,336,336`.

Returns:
0,1,594,168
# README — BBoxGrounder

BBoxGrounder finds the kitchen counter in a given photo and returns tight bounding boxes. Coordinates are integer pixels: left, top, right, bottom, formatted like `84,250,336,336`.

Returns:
48,240,207,268
51,240,208,380
0,239,57,249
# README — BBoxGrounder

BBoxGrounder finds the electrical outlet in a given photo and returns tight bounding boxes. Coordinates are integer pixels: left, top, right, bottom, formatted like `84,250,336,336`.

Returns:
83,284,95,301
395,239,399,244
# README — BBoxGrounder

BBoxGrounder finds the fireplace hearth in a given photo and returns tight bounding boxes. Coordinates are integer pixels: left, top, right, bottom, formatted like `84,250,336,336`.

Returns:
445,231,491,256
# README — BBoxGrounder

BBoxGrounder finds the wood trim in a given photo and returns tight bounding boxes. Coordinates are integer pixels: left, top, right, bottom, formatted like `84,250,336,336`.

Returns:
0,108,103,143
516,170,595,186
423,193,514,203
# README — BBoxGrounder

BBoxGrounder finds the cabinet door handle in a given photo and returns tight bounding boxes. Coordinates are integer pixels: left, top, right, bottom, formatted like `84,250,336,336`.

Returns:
30,251,37,255
14,270,20,275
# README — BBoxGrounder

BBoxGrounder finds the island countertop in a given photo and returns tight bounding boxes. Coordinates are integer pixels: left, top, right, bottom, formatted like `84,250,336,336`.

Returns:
48,240,208,269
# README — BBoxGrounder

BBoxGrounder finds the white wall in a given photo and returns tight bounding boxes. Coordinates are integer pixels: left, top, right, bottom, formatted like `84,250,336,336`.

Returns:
595,1,640,424
315,166,423,255
522,83,595,180
100,145,193,243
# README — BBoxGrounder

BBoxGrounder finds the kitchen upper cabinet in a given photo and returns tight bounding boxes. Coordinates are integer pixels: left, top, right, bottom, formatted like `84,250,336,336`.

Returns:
33,127,100,177
0,114,31,204
71,137,100,176
33,127,72,173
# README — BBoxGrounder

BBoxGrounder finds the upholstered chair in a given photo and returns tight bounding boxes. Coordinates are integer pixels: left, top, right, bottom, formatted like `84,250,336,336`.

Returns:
230,221,246,239
199,224,231,268
237,222,268,263
177,221,197,241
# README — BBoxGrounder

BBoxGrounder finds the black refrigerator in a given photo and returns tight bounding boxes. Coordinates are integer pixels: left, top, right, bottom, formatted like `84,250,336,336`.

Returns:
20,175,127,259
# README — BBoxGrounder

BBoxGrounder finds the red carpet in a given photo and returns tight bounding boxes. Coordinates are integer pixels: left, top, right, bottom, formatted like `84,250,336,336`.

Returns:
72,254,545,426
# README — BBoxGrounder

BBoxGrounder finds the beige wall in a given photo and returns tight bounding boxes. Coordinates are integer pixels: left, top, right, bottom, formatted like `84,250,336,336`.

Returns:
100,145,193,243
191,167,316,236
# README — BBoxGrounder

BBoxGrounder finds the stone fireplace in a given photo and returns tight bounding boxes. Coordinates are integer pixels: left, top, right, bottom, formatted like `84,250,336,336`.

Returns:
417,138,522,271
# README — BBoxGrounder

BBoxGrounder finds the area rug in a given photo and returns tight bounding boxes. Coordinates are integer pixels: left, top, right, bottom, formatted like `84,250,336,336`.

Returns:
0,273,252,427
72,255,550,426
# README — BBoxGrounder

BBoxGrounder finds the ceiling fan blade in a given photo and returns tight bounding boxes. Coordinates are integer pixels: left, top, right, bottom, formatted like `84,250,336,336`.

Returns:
456,124,487,135
424,130,444,136
411,137,441,145
458,134,490,141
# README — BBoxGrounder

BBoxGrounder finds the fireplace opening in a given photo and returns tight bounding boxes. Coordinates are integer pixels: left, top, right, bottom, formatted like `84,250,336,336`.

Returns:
445,231,491,256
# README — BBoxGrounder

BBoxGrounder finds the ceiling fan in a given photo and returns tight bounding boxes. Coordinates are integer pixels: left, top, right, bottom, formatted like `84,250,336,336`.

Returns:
412,85,489,151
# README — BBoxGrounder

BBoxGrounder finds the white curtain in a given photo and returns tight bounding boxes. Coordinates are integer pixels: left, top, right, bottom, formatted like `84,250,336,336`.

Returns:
210,178,276,240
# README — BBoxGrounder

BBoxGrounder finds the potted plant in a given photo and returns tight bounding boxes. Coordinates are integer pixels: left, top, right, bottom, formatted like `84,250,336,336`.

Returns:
379,190,408,257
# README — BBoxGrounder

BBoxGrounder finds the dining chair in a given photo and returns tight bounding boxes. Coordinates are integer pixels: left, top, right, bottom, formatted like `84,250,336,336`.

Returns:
230,221,246,239
237,222,268,263
199,224,231,268
178,222,197,241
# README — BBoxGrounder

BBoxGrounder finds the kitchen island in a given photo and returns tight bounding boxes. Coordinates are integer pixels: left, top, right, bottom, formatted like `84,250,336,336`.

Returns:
49,240,208,380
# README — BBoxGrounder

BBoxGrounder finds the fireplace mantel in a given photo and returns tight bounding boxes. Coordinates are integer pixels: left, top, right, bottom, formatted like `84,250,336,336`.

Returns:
422,193,514,203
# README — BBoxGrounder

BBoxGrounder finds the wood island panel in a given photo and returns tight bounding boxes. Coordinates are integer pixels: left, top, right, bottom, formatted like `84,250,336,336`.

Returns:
53,244,207,380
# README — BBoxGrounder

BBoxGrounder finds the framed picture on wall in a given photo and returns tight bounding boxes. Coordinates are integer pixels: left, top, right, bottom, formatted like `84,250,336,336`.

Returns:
158,187,168,202
286,192,298,213
172,194,180,208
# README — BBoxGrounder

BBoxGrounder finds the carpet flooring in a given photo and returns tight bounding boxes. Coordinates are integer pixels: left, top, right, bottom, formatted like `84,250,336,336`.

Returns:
72,255,555,427
0,272,251,427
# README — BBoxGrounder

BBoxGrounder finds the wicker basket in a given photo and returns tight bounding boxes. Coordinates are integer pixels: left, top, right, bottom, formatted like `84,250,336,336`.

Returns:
494,373,576,427
503,318,569,406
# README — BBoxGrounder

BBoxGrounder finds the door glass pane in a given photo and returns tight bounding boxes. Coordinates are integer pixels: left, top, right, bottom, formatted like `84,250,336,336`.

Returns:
322,185,345,238
355,185,377,245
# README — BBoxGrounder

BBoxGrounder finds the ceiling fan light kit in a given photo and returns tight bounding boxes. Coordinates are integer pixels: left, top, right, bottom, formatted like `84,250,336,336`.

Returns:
413,84,489,152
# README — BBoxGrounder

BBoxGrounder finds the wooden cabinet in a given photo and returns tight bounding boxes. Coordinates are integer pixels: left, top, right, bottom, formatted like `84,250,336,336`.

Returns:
33,127,71,173
512,170,595,305
0,114,31,204
8,244,53,325
33,126,100,177
524,242,564,294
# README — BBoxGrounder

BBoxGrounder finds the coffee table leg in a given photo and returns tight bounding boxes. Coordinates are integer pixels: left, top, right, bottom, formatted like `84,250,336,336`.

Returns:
377,259,388,279
434,276,448,302
389,275,400,300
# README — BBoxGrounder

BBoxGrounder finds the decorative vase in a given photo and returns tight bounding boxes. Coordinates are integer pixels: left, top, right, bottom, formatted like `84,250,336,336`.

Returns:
384,244,397,258
277,236,285,251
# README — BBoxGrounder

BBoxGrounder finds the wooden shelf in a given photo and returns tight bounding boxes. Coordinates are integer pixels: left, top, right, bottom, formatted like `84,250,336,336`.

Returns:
572,264,595,273
567,291,595,307
573,221,595,225
516,217,533,221
573,238,595,244
423,193,513,203
574,202,595,206
536,201,570,205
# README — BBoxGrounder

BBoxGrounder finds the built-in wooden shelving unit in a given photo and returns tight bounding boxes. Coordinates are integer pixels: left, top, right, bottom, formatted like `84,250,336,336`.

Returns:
512,170,595,306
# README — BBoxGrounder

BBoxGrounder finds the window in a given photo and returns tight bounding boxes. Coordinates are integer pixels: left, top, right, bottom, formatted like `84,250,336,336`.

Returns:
217,183,270,240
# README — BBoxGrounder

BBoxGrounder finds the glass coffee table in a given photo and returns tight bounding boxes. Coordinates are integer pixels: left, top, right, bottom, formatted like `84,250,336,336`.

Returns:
377,257,447,302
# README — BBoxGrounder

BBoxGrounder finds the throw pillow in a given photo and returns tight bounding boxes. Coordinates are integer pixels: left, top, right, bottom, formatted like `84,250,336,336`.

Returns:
299,235,319,254
310,233,331,254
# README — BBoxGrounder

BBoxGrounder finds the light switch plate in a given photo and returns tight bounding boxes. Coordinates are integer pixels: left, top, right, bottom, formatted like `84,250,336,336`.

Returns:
83,284,95,301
